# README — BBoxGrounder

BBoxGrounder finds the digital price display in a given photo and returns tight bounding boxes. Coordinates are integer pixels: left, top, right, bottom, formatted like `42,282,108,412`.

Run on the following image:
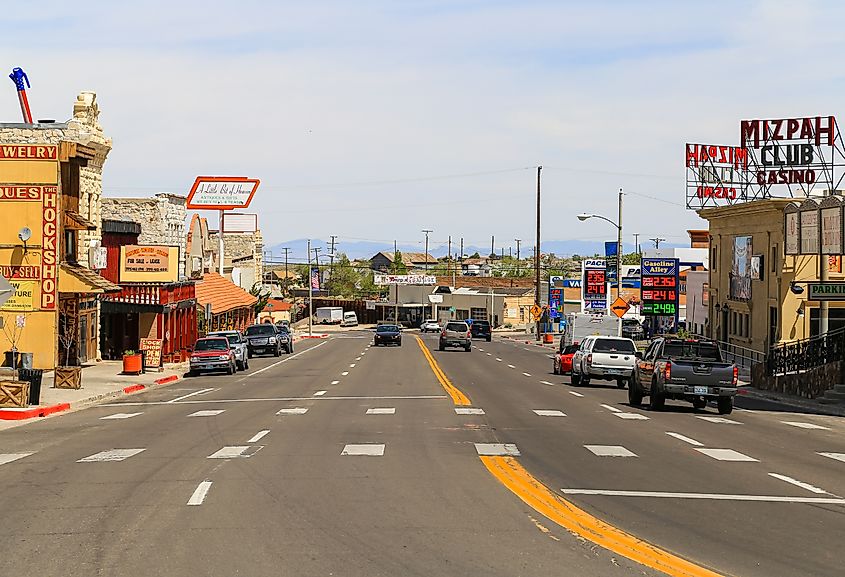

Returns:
641,258,679,317
585,269,607,297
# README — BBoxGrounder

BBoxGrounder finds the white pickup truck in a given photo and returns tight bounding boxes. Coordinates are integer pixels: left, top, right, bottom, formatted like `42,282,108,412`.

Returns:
571,335,638,388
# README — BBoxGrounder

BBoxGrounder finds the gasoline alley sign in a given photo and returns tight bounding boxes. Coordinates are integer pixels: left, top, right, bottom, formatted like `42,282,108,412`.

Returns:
685,115,845,209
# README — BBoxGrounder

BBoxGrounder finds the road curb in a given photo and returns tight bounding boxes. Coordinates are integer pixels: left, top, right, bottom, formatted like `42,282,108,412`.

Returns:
0,403,71,420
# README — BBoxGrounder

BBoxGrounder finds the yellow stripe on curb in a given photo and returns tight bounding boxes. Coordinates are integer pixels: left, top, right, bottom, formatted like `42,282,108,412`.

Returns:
415,336,472,406
480,456,726,577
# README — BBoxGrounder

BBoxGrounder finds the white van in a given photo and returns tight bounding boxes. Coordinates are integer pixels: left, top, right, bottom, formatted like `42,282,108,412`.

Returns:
341,311,359,327
315,307,344,324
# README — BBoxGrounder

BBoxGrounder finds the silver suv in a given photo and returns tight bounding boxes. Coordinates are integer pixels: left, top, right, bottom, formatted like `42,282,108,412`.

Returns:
439,321,471,352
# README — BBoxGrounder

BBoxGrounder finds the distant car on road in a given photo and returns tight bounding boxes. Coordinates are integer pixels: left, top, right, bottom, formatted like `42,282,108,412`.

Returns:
244,324,283,357
553,342,579,375
621,318,645,340
341,311,359,327
189,337,237,376
439,321,471,352
629,337,738,414
420,319,441,333
207,330,249,371
374,324,402,346
571,336,637,388
274,323,294,353
469,319,492,342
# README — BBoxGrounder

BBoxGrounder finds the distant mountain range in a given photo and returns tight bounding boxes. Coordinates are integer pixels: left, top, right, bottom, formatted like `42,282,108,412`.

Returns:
265,239,684,263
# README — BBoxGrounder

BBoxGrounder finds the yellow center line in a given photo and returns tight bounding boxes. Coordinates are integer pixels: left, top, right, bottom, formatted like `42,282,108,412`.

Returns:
415,336,472,406
480,456,726,577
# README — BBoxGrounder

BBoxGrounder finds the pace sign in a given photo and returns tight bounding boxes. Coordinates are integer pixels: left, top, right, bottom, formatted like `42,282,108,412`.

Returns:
641,258,679,316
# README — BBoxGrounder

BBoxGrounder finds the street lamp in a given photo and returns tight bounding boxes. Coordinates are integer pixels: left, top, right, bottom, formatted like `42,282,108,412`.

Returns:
577,189,623,336
422,229,433,326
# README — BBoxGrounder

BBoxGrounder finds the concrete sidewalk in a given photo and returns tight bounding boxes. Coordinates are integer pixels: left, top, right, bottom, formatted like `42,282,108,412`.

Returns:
0,360,187,425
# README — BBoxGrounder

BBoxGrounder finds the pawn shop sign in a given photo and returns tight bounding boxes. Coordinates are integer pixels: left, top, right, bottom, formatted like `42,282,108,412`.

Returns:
610,297,630,319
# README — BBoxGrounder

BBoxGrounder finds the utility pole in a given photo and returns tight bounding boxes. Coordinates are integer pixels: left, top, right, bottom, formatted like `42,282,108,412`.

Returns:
632,233,640,255
328,235,337,296
281,247,291,296
650,237,665,249
393,240,398,323
514,238,521,274
491,235,495,258
423,229,433,323
616,188,623,336
307,239,313,337
535,165,542,341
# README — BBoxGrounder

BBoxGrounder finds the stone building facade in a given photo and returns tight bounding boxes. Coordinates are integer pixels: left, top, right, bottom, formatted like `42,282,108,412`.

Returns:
102,194,188,278
208,229,264,290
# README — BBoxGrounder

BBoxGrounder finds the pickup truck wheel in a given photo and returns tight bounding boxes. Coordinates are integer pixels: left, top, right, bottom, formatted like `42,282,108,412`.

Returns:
227,362,235,376
628,382,643,406
649,380,665,411
244,359,249,370
616,378,627,389
439,343,445,351
717,397,733,415
553,361,559,375
237,360,244,371
570,372,581,386
692,397,707,410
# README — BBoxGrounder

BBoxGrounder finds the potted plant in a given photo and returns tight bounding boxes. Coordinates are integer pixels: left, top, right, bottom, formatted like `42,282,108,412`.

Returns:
54,306,82,389
122,350,142,375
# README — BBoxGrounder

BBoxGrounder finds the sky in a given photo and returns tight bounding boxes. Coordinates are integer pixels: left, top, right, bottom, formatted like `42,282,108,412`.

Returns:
2,0,845,257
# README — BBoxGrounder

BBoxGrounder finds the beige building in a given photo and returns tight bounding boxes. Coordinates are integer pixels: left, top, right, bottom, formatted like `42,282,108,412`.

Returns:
699,197,845,353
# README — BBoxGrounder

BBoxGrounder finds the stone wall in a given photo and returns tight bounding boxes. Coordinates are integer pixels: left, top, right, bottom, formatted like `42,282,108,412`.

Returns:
209,230,264,289
752,360,841,399
102,194,188,278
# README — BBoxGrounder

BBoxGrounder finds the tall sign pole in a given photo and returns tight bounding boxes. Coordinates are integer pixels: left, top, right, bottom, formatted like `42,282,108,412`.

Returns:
535,165,542,340
218,210,225,274
617,188,623,335
307,239,313,337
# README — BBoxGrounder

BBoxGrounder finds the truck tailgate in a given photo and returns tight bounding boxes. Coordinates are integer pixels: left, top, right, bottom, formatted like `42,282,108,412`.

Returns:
592,352,636,370
671,360,735,386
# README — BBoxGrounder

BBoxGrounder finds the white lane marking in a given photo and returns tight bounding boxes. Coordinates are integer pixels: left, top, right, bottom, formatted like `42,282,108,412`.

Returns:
276,407,308,415
496,358,503,362
248,430,270,443
169,388,214,403
782,421,831,430
106,394,449,406
507,364,516,369
188,410,225,417
584,445,637,457
342,371,349,376
486,352,492,356
187,481,213,505
330,380,340,385
568,391,584,397
475,443,520,456
600,404,622,413
560,488,845,504
614,412,650,420
342,443,385,456
313,390,327,396
247,341,328,377
355,357,362,361
78,448,146,463
350,364,356,368
533,410,566,417
207,446,252,459
665,432,704,446
0,453,34,466
695,448,758,462
819,452,845,463
696,416,742,425
522,372,532,377
478,348,484,351
455,407,485,415
366,408,396,415
540,380,554,386
100,412,143,420
768,473,830,495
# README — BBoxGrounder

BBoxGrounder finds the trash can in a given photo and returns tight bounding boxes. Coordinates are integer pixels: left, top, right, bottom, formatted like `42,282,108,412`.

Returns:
19,368,44,405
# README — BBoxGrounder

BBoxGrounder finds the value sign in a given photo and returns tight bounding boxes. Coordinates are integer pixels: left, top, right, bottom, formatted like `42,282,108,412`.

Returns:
186,176,260,210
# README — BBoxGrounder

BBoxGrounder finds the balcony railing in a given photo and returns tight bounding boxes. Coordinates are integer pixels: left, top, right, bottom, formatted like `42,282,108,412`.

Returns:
103,283,196,306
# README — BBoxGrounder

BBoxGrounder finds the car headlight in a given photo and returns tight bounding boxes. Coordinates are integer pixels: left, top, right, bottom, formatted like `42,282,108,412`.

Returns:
278,335,288,342
268,337,277,343
218,354,230,360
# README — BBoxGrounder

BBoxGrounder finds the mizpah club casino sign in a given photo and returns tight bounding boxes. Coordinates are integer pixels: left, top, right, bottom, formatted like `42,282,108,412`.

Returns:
685,115,845,209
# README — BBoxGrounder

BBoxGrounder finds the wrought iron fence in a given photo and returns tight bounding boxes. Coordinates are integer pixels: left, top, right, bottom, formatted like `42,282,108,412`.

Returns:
717,341,766,370
767,326,845,376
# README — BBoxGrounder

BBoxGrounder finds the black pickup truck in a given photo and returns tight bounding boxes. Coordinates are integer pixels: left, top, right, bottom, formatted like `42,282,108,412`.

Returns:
628,337,738,414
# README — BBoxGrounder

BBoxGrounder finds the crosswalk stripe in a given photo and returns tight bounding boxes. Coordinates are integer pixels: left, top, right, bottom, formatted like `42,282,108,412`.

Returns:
100,412,143,420
584,445,637,457
0,453,34,466
78,448,145,463
695,448,757,462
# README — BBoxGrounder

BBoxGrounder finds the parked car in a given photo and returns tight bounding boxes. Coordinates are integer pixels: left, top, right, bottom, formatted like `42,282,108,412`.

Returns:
571,336,637,388
553,342,580,375
374,324,402,346
469,319,492,342
207,330,249,371
421,319,441,333
274,324,294,353
629,337,738,414
244,324,283,357
188,337,237,376
315,306,343,324
439,321,471,352
341,311,359,327
621,318,645,340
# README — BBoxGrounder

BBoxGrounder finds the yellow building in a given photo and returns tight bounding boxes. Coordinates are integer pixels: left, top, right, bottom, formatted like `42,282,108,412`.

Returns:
699,197,845,353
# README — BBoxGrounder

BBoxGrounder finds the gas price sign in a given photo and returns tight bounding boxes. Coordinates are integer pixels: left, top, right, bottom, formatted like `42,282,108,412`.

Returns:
641,258,679,316
585,269,607,297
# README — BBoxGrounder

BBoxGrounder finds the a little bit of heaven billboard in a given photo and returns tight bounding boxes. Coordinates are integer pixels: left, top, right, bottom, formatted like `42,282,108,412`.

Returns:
685,115,845,210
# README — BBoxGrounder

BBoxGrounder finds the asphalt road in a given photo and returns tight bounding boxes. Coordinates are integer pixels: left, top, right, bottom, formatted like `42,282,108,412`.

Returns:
0,332,665,577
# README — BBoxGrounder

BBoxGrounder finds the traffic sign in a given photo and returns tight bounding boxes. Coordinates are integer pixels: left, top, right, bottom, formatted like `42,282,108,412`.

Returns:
610,296,630,319
0,276,14,308
530,304,542,321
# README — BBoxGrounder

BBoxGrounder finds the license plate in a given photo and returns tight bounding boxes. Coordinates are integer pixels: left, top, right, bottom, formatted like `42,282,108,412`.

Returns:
694,386,708,395
606,369,622,375
201,365,213,370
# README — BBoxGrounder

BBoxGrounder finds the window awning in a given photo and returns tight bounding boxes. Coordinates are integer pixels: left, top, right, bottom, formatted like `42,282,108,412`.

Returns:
64,211,97,231
59,263,121,294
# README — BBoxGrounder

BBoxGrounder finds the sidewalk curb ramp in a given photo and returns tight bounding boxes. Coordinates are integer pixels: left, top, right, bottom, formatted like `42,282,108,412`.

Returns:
0,372,184,422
